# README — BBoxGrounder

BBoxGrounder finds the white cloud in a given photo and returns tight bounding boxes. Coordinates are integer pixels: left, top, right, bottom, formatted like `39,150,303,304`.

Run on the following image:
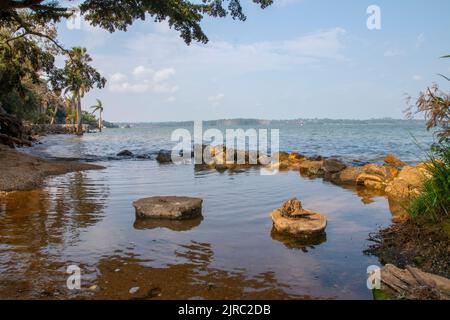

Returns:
167,96,176,103
110,73,127,82
412,75,422,81
108,66,178,94
208,93,225,106
125,27,348,73
416,33,425,48
153,68,176,83
384,49,404,57
132,65,154,77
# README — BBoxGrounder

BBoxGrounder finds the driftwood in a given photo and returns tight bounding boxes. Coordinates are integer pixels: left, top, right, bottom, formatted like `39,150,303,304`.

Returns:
380,264,450,300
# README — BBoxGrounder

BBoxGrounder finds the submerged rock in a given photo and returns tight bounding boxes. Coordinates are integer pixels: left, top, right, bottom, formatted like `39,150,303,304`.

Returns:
117,150,133,157
271,198,327,237
133,196,203,220
156,150,172,163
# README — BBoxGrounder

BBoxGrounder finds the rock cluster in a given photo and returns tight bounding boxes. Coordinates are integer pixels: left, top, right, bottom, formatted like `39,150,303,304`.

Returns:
271,198,327,237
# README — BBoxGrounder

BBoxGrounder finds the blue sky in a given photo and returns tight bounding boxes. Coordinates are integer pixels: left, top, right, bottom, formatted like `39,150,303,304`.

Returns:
57,0,450,122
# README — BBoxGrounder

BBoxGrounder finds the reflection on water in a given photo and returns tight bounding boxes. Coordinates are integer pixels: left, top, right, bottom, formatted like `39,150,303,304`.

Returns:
133,216,204,232
271,229,327,252
0,172,109,299
0,160,401,299
92,241,305,300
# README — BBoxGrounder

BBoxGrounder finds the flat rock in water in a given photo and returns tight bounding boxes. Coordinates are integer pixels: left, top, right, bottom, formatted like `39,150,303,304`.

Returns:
133,196,203,220
271,208,327,236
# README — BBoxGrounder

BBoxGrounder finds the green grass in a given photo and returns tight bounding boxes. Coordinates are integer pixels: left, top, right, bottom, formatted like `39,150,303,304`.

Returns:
407,141,450,222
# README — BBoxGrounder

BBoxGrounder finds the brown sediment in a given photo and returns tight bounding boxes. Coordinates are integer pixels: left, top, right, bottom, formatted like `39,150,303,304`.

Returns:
365,219,450,279
0,144,104,192
89,255,309,300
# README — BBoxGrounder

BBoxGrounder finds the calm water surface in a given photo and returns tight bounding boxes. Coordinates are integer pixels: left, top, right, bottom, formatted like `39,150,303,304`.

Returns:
0,120,433,299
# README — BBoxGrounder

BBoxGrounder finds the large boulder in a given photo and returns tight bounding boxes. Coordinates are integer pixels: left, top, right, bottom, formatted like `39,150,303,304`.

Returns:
299,160,324,176
271,198,327,237
133,196,203,220
334,166,363,185
356,164,398,190
385,165,430,200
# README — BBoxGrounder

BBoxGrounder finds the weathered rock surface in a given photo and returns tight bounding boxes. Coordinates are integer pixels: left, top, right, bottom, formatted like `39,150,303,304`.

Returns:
384,154,407,168
379,264,450,300
356,164,398,190
323,158,347,174
385,165,430,199
271,198,327,237
334,166,363,185
299,160,324,176
133,196,203,220
281,198,304,217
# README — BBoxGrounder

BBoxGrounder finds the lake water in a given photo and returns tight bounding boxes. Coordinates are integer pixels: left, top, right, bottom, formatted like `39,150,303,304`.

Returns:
0,120,434,299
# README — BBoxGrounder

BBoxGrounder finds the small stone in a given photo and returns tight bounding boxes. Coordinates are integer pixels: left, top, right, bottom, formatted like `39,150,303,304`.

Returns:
281,198,306,217
129,287,140,294
156,150,172,163
89,285,98,291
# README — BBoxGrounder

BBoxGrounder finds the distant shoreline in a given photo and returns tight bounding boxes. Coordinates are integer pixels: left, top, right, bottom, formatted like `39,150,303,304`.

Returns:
111,118,426,126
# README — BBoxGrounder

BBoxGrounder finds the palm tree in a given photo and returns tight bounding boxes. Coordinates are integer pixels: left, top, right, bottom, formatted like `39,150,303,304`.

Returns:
90,99,104,132
62,47,106,135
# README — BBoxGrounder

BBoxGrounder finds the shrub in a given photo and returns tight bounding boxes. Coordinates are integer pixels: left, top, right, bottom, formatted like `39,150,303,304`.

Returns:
407,139,450,222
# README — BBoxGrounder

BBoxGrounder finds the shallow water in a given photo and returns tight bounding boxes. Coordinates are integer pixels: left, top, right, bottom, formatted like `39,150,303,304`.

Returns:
1,159,401,299
0,120,430,299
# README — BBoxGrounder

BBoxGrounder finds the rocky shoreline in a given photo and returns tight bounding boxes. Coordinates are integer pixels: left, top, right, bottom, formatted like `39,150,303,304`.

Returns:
0,144,104,192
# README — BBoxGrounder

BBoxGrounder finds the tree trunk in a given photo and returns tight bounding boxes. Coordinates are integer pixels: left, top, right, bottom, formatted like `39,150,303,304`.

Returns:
99,110,102,132
76,92,83,135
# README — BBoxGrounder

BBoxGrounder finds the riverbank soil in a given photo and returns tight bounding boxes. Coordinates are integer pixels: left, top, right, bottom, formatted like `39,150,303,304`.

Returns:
366,219,450,279
0,144,104,192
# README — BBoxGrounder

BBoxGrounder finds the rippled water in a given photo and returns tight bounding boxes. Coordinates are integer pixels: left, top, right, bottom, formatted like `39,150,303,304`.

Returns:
24,119,432,164
0,120,433,299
